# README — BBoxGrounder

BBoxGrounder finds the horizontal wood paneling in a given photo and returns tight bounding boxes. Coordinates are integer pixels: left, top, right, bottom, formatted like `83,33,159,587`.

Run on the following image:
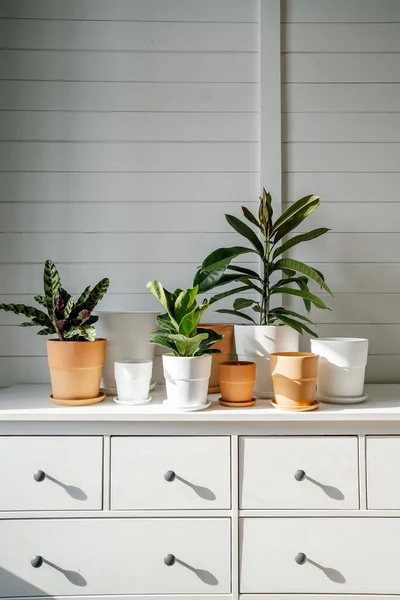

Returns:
307,264,400,294
0,142,257,172
0,172,258,202
291,234,400,263
283,84,400,113
0,50,257,83
284,113,400,142
0,111,258,142
0,20,257,51
282,0,400,23
0,0,259,22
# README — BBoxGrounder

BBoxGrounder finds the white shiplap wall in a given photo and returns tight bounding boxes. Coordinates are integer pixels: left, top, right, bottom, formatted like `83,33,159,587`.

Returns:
0,0,260,386
282,0,400,382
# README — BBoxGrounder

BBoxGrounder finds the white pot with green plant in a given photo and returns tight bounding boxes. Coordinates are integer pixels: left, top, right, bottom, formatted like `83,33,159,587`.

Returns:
146,281,223,409
194,189,333,398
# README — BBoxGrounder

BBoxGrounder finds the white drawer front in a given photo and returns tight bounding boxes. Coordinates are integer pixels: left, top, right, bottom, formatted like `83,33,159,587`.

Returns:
367,436,400,508
111,436,230,509
0,436,103,511
240,518,400,594
240,436,359,509
0,518,231,596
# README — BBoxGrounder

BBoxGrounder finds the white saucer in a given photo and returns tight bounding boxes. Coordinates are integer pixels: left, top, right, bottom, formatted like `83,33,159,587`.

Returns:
113,396,152,406
317,393,368,405
162,400,211,412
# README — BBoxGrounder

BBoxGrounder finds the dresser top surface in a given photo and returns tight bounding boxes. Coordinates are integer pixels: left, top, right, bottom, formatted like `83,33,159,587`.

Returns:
0,384,400,422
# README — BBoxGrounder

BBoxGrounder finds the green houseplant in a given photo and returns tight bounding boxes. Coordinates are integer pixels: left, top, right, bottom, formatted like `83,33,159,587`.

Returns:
193,189,333,398
0,260,110,405
147,281,222,408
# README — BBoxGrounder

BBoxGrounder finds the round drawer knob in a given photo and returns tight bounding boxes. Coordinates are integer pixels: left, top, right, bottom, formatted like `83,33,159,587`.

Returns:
164,554,176,566
31,555,43,568
33,470,46,482
294,469,306,481
295,552,307,565
164,470,176,482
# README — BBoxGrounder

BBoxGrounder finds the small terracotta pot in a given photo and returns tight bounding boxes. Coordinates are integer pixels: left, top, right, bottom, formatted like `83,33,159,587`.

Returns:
270,352,319,410
218,361,256,407
200,323,234,393
47,338,107,405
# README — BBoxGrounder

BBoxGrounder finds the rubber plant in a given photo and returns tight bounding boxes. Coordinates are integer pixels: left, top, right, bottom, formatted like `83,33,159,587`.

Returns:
0,259,109,341
193,189,333,337
147,281,223,356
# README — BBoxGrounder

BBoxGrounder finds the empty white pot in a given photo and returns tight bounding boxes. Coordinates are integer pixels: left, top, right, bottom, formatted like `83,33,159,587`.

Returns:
162,354,212,408
96,312,158,394
234,325,299,398
114,359,153,404
310,337,369,403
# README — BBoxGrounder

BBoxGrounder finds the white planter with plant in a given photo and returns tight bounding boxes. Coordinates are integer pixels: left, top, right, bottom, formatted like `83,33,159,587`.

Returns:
194,189,333,398
147,281,223,409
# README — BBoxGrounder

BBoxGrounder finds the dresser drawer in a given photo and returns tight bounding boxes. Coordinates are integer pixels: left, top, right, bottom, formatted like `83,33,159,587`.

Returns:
0,518,231,596
367,436,400,508
240,436,359,509
0,436,103,511
240,517,400,594
111,436,230,509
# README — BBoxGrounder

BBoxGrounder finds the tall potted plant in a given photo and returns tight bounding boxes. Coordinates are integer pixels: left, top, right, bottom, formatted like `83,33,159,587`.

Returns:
0,260,109,405
194,189,333,397
147,281,223,410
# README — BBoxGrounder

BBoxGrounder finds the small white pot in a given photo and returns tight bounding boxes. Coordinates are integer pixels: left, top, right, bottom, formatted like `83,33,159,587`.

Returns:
234,325,299,398
162,354,212,408
310,337,369,402
96,312,158,394
114,359,153,404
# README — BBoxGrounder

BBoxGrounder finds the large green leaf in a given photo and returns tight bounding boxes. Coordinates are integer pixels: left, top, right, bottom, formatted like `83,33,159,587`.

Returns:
80,325,96,341
273,258,333,295
273,201,320,243
271,195,319,235
227,265,262,280
209,285,254,305
270,307,315,324
0,303,52,327
37,327,56,336
225,214,264,255
196,327,223,353
34,295,47,307
201,246,255,271
64,296,75,319
149,332,177,354
275,313,317,337
216,309,256,324
174,287,198,325
178,302,209,337
76,285,91,307
258,188,273,234
271,286,329,310
43,259,61,318
147,281,178,328
169,333,209,357
273,228,330,259
85,278,110,311
156,313,177,333
233,298,255,310
194,267,240,293
242,206,261,230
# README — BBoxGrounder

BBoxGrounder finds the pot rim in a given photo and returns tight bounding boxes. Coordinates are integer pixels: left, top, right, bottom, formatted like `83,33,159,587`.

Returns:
47,338,106,343
163,353,211,360
234,323,291,329
219,360,255,368
96,311,160,315
312,337,368,343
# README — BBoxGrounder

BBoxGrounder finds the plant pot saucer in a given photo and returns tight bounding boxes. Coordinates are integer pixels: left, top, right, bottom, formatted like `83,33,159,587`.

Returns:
162,400,211,412
113,396,152,406
219,397,256,408
317,393,368,405
270,399,319,412
49,392,106,407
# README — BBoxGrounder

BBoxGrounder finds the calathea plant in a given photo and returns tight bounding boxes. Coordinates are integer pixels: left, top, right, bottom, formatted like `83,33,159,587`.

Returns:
147,281,223,356
0,260,109,341
193,189,333,336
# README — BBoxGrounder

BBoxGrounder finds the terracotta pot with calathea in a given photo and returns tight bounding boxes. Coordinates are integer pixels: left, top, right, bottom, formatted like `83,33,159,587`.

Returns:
147,281,223,411
218,360,256,407
200,323,234,393
193,188,333,398
0,260,110,406
270,352,319,411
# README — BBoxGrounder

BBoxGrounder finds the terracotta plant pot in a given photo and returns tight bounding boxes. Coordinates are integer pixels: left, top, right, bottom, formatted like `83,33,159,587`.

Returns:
270,352,319,411
47,338,107,406
200,323,234,393
218,361,256,407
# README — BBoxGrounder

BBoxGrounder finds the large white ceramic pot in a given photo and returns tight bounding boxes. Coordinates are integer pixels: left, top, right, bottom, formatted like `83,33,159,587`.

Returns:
162,354,212,408
310,337,369,404
234,325,299,398
96,312,158,395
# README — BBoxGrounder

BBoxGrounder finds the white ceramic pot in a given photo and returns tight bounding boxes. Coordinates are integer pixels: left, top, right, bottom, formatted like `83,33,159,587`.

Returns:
162,354,212,408
114,359,153,405
234,325,299,398
96,312,158,394
310,337,369,403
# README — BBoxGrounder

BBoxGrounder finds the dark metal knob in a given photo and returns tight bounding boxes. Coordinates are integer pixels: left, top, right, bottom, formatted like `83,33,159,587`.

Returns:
295,552,307,565
294,469,306,481
31,555,43,568
164,470,176,482
34,470,45,482
164,554,175,566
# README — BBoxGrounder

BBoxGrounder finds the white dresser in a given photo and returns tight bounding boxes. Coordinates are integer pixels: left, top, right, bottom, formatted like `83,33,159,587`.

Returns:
1,384,400,600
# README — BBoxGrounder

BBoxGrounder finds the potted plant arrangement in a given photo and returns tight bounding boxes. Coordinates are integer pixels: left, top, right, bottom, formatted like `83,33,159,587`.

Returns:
194,189,333,398
0,260,110,406
146,281,223,410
